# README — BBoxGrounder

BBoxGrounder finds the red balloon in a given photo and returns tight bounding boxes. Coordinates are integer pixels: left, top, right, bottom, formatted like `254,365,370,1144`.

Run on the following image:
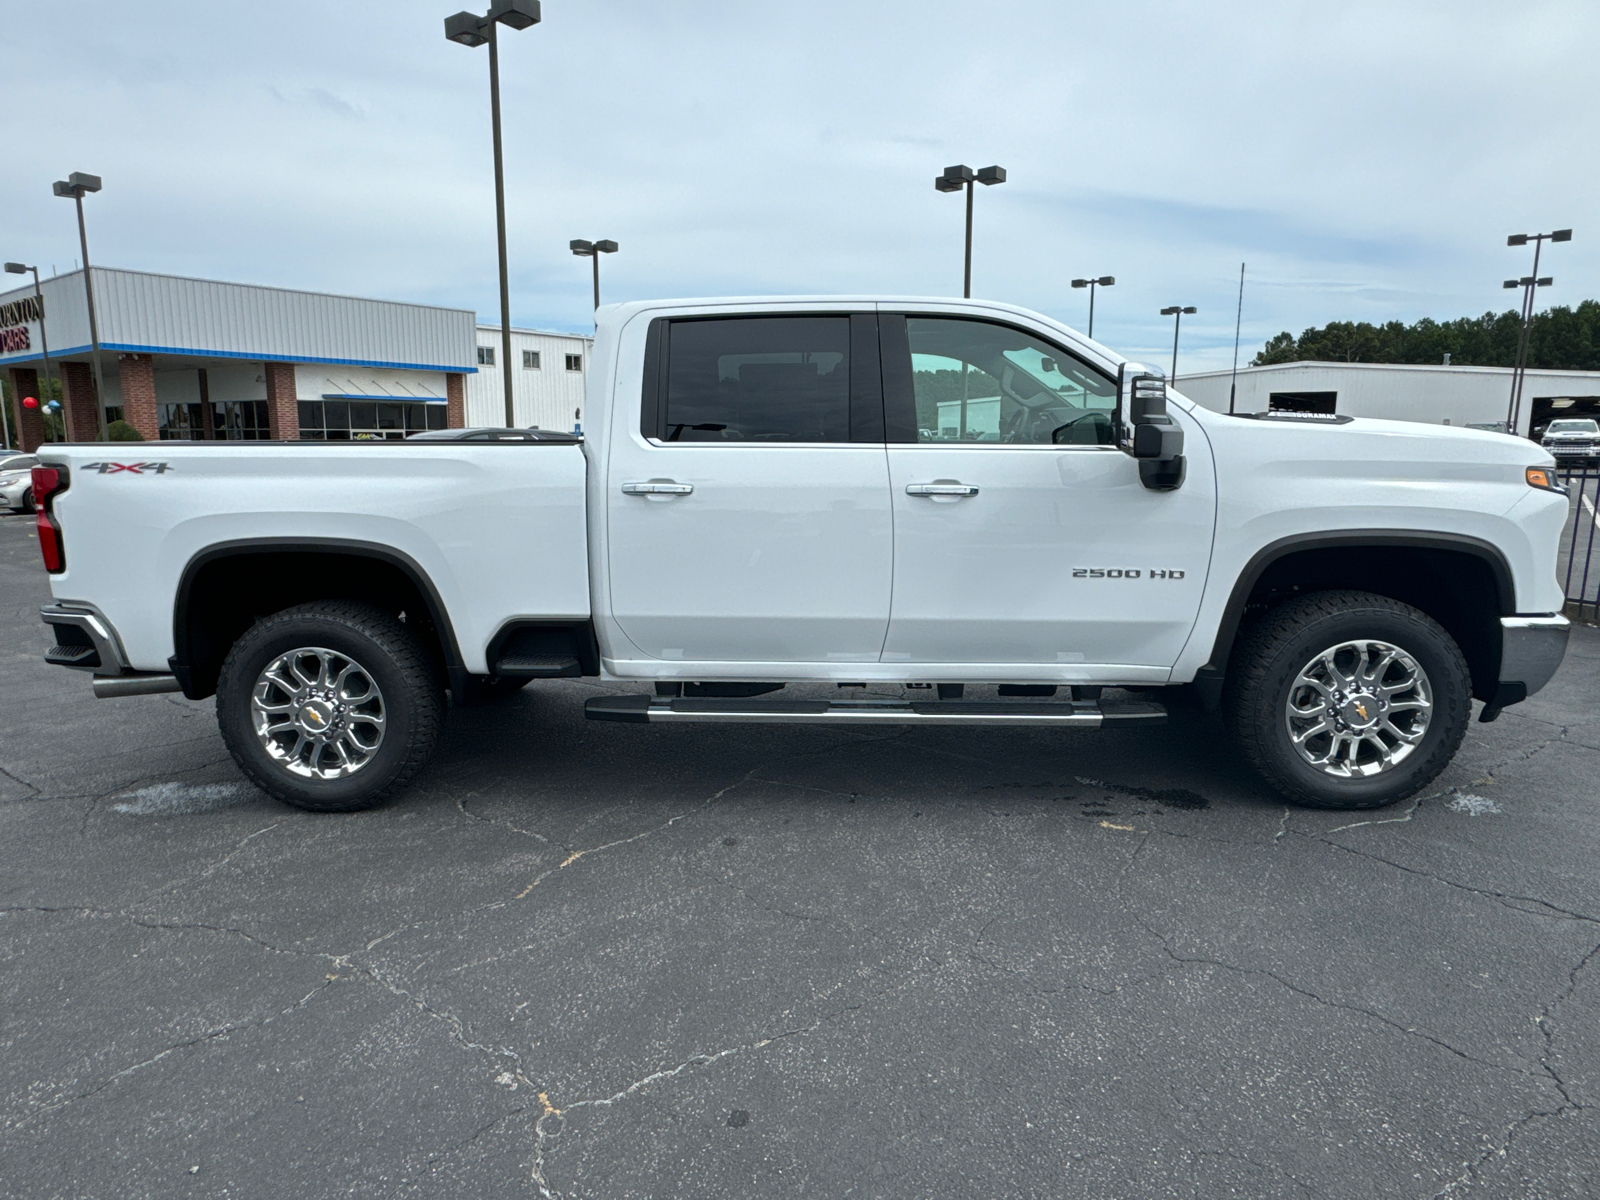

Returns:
22,396,38,409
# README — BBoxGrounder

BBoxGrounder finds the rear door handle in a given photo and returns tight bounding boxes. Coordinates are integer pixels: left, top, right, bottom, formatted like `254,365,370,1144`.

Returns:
906,483,979,497
621,481,694,496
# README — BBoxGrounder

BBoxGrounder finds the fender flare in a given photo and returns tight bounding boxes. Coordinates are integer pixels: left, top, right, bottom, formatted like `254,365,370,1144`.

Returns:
170,537,467,699
1194,530,1517,694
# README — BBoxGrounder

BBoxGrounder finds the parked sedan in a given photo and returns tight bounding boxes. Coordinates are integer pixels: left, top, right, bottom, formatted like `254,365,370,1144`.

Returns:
0,454,38,513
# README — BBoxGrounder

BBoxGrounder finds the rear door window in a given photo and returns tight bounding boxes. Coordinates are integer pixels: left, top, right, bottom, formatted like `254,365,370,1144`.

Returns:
661,317,852,443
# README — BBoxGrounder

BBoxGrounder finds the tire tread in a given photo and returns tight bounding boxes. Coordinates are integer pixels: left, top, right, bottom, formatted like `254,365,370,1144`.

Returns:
216,601,442,811
1223,589,1471,809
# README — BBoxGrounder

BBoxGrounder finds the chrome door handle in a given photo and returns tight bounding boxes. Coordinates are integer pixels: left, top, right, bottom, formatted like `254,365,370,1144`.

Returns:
906,483,979,497
621,481,694,496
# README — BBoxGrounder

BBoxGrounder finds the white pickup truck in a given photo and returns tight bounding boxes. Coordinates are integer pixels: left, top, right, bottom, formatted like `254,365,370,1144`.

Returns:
31,297,1571,813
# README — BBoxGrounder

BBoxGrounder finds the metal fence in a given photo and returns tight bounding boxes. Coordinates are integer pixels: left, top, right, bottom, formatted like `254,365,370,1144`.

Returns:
1558,467,1600,619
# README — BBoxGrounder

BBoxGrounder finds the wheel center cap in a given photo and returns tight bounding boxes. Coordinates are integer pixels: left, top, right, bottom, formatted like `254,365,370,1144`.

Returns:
297,698,336,735
1341,693,1380,729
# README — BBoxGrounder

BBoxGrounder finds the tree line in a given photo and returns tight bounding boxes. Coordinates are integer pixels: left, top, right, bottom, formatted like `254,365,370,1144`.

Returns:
1253,299,1600,371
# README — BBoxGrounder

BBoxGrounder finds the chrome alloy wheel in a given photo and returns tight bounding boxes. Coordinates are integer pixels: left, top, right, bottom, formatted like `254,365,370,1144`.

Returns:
250,647,387,779
1284,639,1433,778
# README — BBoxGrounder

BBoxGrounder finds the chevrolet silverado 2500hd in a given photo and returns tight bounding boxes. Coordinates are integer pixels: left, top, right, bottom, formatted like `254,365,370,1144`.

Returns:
32,297,1571,812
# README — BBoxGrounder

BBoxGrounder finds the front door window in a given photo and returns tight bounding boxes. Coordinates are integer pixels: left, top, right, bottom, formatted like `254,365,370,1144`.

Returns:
907,317,1116,446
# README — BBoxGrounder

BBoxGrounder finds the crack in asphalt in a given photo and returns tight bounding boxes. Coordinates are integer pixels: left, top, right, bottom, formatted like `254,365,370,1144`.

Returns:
1293,832,1600,926
1132,912,1536,1079
2,972,335,1132
455,790,552,845
0,762,41,797
524,949,951,1200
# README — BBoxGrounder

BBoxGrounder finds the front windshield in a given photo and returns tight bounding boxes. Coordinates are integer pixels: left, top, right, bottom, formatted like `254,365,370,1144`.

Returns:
1546,419,1599,434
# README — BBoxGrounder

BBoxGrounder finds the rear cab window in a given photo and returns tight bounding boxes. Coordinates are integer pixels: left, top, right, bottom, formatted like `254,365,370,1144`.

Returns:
640,313,885,444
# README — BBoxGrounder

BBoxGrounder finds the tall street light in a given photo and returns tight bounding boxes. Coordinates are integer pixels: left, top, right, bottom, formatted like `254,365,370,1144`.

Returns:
570,239,618,310
445,0,541,427
1161,305,1197,384
1503,228,1571,437
4,262,62,443
51,172,107,439
935,164,1006,299
1070,275,1114,339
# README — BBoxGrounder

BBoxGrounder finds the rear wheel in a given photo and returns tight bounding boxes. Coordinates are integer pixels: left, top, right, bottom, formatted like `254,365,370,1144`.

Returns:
1224,590,1470,809
217,601,443,812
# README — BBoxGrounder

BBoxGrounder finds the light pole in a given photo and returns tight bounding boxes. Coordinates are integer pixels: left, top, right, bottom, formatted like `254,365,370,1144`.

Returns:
1161,305,1197,384
570,239,618,310
51,172,107,439
445,0,541,427
935,164,1006,299
1503,228,1571,437
1070,276,1114,339
4,262,62,443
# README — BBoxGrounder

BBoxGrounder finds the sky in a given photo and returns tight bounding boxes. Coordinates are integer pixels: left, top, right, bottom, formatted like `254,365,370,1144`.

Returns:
2,0,1595,371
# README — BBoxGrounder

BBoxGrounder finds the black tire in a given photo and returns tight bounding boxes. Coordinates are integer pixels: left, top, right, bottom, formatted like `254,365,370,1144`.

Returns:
1223,590,1471,810
19,488,34,514
216,601,443,812
454,674,533,706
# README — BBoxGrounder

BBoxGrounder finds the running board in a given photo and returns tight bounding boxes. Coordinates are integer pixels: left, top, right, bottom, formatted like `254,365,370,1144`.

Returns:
584,695,1166,727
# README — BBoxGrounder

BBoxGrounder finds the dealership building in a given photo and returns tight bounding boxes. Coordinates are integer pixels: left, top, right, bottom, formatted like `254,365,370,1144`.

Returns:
0,266,590,450
1177,360,1600,437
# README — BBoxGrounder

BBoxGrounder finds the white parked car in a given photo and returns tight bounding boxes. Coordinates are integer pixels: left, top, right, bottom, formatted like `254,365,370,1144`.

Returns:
0,453,38,512
1540,417,1600,467
30,296,1571,814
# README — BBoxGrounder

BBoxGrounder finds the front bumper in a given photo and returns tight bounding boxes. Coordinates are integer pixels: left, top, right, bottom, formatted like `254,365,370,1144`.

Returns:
1482,615,1570,720
0,478,28,507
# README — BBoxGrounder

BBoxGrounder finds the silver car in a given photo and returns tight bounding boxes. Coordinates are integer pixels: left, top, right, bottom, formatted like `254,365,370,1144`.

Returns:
1540,417,1600,468
0,453,38,513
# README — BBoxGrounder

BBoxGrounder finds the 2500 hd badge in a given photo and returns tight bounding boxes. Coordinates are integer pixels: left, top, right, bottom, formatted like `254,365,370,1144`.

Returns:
1073,568,1186,579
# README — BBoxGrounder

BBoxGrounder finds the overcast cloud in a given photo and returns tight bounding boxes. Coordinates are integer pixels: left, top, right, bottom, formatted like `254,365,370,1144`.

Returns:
2,0,1594,369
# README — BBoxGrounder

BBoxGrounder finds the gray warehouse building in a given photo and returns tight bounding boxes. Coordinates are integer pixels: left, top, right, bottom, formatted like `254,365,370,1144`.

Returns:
1,267,479,449
1177,360,1600,438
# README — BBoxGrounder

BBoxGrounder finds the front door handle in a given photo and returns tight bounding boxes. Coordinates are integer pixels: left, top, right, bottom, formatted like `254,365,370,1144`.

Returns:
906,482,979,497
621,481,694,496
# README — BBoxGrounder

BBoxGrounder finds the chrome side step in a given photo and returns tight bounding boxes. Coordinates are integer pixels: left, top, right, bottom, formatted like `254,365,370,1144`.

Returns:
584,695,1166,727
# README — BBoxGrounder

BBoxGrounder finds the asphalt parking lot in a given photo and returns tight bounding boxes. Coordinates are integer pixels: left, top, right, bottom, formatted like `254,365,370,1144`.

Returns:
3,510,1599,1200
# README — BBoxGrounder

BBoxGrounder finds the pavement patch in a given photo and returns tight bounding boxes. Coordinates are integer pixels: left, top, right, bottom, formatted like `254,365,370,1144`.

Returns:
111,781,253,816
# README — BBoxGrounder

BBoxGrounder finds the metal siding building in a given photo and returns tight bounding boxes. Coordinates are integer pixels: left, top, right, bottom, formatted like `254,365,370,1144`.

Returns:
1176,360,1600,438
1,267,477,446
467,325,593,432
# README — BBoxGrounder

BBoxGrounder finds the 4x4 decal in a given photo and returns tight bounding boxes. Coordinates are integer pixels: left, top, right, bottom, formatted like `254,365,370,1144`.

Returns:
82,462,173,474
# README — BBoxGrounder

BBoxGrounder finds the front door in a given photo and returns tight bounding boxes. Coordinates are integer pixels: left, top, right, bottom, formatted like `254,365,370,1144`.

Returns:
879,313,1215,670
606,312,893,665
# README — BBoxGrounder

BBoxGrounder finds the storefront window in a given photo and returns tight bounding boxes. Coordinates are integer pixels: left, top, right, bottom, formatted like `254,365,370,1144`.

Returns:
297,400,446,440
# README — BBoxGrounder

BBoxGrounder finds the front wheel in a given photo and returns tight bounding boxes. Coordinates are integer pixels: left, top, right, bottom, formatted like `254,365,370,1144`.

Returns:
1224,591,1471,809
216,601,443,812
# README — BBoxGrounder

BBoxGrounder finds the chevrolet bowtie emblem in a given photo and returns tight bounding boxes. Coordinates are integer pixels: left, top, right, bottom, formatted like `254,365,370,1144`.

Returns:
1355,702,1369,720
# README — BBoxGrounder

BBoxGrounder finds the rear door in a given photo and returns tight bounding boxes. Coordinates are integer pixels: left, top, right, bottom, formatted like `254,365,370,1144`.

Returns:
879,312,1215,670
605,311,893,665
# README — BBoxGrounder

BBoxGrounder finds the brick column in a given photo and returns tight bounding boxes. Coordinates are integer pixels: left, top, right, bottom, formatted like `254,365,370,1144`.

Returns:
8,367,46,452
263,361,299,440
118,354,159,440
446,373,466,428
60,361,101,442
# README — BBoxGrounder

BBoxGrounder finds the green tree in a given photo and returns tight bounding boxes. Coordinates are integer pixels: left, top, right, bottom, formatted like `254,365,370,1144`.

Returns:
1251,300,1600,369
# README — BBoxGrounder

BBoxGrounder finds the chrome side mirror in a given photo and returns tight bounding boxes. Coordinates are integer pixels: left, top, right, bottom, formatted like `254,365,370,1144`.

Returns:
1118,363,1185,491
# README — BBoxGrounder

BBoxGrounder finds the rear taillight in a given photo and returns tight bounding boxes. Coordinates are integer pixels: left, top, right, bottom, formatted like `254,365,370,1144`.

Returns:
32,466,66,573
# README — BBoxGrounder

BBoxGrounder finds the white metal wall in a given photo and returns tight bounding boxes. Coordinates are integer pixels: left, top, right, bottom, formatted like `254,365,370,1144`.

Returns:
1176,362,1600,437
467,326,593,430
0,268,477,374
